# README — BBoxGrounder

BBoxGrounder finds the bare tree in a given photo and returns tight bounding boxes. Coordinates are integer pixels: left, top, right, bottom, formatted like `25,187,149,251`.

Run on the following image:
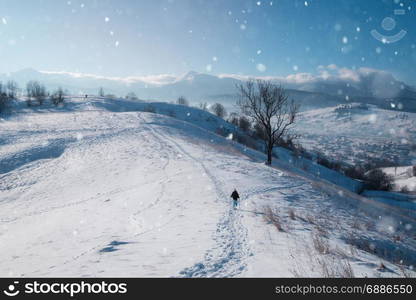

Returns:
51,87,65,106
0,82,10,112
6,80,18,99
210,102,227,118
26,81,47,106
237,80,299,165
228,112,239,126
126,91,138,100
199,102,208,111
25,81,33,107
177,96,189,106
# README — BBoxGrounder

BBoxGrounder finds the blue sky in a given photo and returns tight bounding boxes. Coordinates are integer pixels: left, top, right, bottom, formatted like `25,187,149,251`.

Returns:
0,0,415,83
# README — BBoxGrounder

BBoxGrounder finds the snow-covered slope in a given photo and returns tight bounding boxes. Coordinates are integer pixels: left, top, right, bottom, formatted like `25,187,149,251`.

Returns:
295,103,416,167
1,98,415,277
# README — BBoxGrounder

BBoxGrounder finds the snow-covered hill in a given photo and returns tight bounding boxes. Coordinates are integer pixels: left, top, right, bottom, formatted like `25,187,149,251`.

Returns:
295,103,416,168
1,97,415,277
3,68,416,112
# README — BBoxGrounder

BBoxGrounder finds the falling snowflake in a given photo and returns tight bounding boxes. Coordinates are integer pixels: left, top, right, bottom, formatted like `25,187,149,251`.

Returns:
76,133,83,140
256,63,266,72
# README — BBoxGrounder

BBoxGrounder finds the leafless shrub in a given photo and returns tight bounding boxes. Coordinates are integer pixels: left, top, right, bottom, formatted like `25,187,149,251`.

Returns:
263,206,284,232
312,232,330,254
398,264,414,278
177,96,189,106
315,224,329,238
50,87,65,106
315,256,354,278
348,244,359,258
351,219,363,230
26,80,47,106
333,246,350,259
210,102,227,118
238,115,251,132
365,221,375,231
306,214,316,225
126,91,139,100
339,259,355,278
377,262,387,271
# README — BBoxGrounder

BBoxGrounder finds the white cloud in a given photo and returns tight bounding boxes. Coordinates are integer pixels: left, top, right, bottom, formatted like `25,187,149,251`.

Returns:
40,65,402,98
220,65,397,87
39,70,177,86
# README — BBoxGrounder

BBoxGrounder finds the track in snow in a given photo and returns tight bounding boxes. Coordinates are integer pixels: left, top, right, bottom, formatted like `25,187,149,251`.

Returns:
142,121,251,277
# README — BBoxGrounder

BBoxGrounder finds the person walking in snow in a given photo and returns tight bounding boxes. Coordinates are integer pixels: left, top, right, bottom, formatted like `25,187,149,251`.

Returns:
230,189,240,209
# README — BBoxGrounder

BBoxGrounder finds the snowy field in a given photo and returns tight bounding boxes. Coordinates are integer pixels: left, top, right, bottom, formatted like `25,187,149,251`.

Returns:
295,104,416,169
1,97,415,277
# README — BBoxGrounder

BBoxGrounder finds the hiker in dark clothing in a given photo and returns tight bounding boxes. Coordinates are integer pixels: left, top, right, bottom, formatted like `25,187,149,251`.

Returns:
230,189,240,209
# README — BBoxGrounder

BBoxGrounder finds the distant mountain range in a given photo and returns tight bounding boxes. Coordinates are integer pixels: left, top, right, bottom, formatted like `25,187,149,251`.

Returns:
1,67,415,112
